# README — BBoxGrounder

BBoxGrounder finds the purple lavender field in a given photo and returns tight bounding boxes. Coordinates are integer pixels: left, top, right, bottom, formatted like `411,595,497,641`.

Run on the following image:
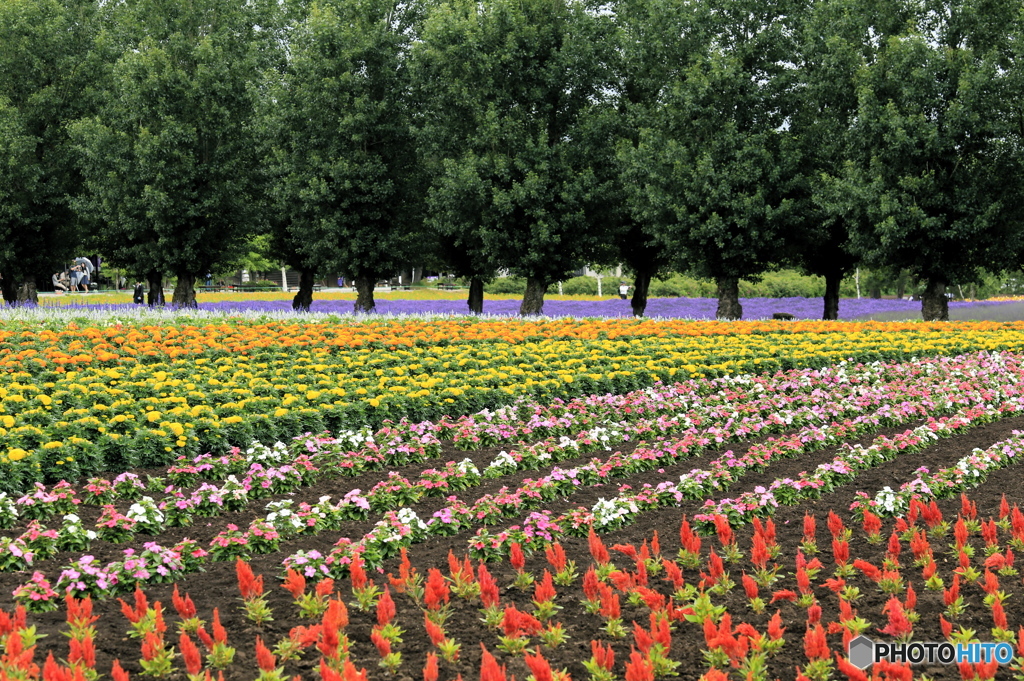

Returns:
54,295,1024,320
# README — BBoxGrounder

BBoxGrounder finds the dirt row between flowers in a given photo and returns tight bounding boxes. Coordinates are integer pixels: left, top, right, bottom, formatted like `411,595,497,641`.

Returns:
3,415,1024,680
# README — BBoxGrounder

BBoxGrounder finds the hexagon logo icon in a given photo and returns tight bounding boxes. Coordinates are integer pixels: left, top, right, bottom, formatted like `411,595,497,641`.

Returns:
849,635,875,670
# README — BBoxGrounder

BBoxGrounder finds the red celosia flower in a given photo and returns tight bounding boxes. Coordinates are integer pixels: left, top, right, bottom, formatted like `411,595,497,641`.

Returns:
1001,494,1011,520
823,577,845,594
944,575,961,606
69,634,96,668
591,640,614,671
803,513,816,544
315,578,335,598
961,494,977,520
741,574,759,600
534,570,556,603
510,543,526,571
119,586,148,624
806,604,822,626
255,637,276,672
141,631,163,662
853,559,881,582
708,551,725,580
679,517,702,554
904,584,917,611
712,514,734,548
651,531,661,556
589,528,611,565
922,560,937,580
954,518,969,549
478,564,500,608
425,568,449,611
832,539,849,566
887,531,902,561
524,649,553,681
803,623,828,661
838,599,855,623
323,597,349,632
770,590,797,603
480,644,507,681
599,585,620,620
583,566,600,601
423,652,439,681
282,569,306,600
424,613,446,646
236,559,263,600
768,611,785,641
545,543,567,573
981,570,1000,596
371,630,391,658
982,519,999,547
862,510,882,537
992,599,1008,630
909,530,931,560
624,649,654,681
66,594,98,629
197,626,214,652
211,609,228,644
349,554,367,591
650,613,671,651
750,533,769,570
940,615,953,640
377,587,396,626
171,586,196,620
111,660,129,681
836,654,868,681
179,632,202,675
633,621,654,655
662,559,684,589
612,543,638,561
878,597,912,639
826,510,844,539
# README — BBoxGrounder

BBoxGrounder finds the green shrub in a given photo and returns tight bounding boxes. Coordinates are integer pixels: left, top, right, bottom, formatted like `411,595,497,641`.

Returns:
484,277,527,294
559,276,600,296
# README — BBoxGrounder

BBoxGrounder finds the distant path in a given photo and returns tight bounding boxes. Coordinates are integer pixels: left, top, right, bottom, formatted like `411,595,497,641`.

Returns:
853,300,1024,322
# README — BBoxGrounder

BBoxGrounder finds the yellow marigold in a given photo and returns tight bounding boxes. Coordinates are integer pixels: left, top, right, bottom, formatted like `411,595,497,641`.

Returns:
147,411,161,423
6,448,28,462
41,441,63,449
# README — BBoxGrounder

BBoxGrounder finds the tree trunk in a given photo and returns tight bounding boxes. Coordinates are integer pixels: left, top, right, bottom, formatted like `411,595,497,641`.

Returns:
822,270,842,320
467,276,484,314
519,276,546,316
16,280,38,305
146,271,165,307
292,270,315,312
631,269,653,317
354,276,376,313
921,277,949,321
715,276,743,320
869,285,882,299
1,276,17,306
172,273,198,308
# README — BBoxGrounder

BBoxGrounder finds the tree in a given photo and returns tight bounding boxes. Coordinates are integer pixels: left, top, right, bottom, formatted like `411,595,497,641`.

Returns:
619,0,802,319
270,0,424,314
415,0,617,315
0,0,102,304
848,0,1023,320
71,0,274,307
787,0,875,320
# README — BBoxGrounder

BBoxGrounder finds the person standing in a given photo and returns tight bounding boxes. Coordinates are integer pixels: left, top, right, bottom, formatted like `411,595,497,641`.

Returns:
618,282,629,300
133,282,145,304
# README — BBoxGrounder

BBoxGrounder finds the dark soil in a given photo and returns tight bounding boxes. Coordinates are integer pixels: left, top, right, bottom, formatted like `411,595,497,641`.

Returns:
4,418,1024,681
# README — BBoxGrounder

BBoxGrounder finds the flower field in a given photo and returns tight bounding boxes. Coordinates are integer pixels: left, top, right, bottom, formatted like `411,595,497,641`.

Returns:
3,317,1024,680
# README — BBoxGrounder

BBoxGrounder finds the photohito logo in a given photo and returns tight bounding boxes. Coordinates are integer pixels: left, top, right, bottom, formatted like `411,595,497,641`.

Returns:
847,635,1014,669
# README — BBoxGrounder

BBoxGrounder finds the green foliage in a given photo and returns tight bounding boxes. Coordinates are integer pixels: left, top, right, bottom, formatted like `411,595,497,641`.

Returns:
71,0,274,304
415,0,618,304
0,0,104,296
269,0,424,293
484,278,527,295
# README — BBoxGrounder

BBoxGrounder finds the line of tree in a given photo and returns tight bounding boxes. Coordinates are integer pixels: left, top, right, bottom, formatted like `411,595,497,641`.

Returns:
1,0,1022,320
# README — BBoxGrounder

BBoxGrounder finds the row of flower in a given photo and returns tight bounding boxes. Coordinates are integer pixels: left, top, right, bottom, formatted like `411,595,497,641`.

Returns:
6,492,1024,681
7,353,1024,604
5,331,1024,492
